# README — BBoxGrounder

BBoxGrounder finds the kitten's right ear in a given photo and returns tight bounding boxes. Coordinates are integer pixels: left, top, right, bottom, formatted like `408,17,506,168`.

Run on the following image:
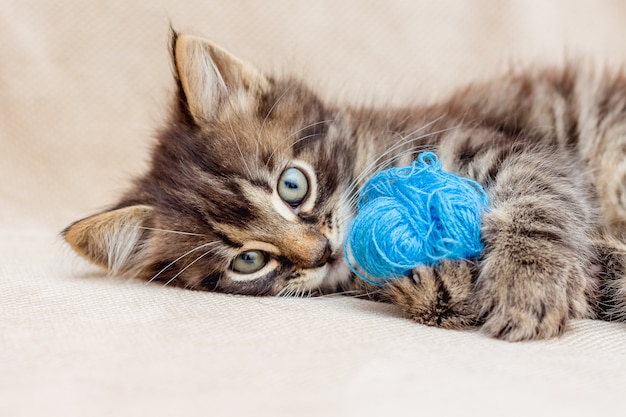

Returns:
63,205,155,275
172,33,270,123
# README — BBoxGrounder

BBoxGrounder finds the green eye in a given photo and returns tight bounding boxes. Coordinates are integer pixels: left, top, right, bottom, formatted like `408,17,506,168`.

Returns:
278,167,309,206
232,250,267,274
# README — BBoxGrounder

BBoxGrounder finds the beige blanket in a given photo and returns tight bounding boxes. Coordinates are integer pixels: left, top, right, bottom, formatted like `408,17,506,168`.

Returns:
3,1,626,415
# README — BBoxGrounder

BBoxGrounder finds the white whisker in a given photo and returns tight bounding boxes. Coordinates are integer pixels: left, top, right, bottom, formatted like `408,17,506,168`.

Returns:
133,226,208,237
265,119,335,168
256,85,295,173
316,288,382,299
343,122,454,200
145,241,219,285
336,127,459,228
342,148,426,216
227,117,254,179
162,246,217,287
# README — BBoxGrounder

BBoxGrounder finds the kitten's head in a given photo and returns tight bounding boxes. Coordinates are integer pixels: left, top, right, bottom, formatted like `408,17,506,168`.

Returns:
64,33,357,296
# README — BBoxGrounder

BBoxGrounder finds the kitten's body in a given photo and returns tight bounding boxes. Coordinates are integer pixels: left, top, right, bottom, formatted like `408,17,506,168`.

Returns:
65,34,626,341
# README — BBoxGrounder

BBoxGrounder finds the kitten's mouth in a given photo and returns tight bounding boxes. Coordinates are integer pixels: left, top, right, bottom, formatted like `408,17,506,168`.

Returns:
278,249,350,297
327,255,345,270
319,250,351,289
321,246,343,269
324,252,337,266
317,245,333,268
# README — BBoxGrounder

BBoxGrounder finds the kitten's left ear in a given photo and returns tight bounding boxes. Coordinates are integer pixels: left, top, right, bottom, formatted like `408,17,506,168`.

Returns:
63,205,155,275
173,33,270,123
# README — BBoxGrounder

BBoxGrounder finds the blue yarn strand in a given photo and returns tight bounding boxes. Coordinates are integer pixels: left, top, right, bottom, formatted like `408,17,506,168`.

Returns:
345,152,489,285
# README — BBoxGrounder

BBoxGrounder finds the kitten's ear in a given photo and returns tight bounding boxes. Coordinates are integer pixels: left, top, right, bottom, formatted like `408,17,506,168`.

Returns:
173,33,270,122
63,205,154,275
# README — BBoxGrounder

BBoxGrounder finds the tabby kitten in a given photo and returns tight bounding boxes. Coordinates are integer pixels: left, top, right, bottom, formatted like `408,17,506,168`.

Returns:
64,33,626,341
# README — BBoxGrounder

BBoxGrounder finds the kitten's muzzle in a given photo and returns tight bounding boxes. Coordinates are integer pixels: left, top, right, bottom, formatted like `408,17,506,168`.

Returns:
279,230,332,269
299,237,331,269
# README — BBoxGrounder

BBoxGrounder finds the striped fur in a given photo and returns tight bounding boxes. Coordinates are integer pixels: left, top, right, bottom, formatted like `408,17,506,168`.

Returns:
65,34,626,340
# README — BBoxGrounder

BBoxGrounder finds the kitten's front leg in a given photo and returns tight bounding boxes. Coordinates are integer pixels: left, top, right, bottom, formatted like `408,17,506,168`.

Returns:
477,209,588,341
475,156,596,341
385,260,481,329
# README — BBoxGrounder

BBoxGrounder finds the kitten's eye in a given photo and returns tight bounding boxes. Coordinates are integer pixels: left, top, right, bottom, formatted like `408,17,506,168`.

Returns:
232,250,267,274
278,167,309,206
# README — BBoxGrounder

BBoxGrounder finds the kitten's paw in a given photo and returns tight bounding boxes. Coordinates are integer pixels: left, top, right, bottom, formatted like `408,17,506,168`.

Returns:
476,262,587,342
385,260,480,329
479,301,567,342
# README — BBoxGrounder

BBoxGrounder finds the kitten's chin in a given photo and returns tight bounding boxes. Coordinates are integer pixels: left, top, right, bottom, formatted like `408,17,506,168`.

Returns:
282,256,352,296
302,257,351,294
316,256,352,293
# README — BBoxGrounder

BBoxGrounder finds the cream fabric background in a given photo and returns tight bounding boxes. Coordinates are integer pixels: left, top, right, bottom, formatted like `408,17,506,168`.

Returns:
2,1,626,416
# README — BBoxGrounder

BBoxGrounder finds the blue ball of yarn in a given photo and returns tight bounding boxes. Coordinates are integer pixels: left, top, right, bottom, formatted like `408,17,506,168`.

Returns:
345,152,489,285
